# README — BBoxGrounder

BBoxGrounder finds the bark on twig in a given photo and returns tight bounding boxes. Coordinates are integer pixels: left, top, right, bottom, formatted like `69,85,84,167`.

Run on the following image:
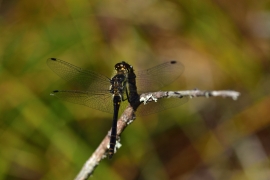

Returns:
74,89,240,180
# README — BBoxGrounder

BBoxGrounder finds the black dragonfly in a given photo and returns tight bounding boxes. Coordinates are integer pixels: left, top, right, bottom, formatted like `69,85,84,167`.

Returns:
47,58,187,158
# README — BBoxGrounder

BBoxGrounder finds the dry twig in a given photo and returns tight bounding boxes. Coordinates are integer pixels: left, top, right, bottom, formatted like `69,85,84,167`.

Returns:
75,89,240,180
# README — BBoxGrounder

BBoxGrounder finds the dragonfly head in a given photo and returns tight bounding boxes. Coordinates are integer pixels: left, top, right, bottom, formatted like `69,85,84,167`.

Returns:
115,61,133,74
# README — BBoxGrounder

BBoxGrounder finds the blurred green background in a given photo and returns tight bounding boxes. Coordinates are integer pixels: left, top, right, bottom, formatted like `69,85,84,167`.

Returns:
0,0,270,179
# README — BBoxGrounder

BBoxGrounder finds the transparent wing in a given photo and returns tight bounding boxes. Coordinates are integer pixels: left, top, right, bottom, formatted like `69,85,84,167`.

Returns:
51,90,130,115
48,59,187,116
134,60,186,115
51,90,114,113
136,96,189,116
135,61,184,93
47,58,110,91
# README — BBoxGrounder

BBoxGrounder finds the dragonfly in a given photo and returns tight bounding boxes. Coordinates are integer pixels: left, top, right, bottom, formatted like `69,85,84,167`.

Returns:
47,58,188,158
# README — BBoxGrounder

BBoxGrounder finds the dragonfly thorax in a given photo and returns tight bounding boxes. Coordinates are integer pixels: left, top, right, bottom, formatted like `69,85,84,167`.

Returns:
110,74,127,97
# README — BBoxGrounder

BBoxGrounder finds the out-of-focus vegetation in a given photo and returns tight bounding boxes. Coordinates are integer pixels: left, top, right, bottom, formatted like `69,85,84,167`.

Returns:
0,0,270,179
